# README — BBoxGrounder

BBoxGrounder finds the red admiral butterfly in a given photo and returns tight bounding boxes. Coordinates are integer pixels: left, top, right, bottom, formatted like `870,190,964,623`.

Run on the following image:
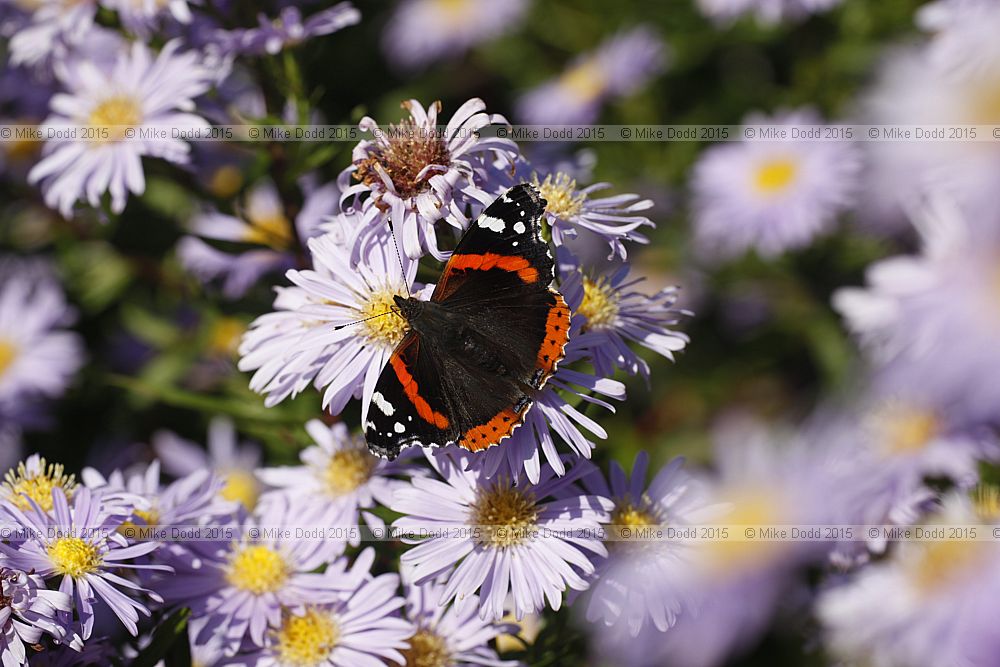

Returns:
365,183,571,459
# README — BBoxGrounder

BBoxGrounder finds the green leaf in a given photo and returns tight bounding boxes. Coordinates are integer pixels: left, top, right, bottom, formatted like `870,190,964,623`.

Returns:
131,607,190,667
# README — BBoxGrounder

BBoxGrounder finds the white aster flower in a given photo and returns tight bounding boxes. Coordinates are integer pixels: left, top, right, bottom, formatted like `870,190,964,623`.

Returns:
29,40,214,217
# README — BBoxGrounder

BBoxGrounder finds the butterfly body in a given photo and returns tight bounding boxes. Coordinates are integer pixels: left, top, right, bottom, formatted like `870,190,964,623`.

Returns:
365,184,571,460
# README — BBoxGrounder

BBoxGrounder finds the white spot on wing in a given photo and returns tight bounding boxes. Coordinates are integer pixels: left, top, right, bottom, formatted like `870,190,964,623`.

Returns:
513,221,526,234
477,215,505,233
371,391,394,416
394,422,406,433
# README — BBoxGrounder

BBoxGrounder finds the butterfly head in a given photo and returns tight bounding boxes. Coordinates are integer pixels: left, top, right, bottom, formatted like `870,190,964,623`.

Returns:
393,295,424,323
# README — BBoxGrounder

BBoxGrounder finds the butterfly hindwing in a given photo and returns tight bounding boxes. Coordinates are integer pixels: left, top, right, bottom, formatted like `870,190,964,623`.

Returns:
365,333,455,459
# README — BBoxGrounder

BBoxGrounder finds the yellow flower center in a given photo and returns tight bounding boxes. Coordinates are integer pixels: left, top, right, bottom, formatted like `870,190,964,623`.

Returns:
358,289,409,349
874,405,939,456
88,95,142,143
0,339,17,379
965,76,1000,124
399,630,452,667
3,458,77,513
753,158,798,195
221,470,259,510
274,608,340,667
208,317,245,357
226,545,288,595
560,60,607,103
354,109,451,199
243,211,294,250
703,489,781,570
909,538,984,593
973,485,1000,521
208,165,245,200
322,448,376,497
471,484,538,548
532,173,586,219
48,538,102,578
610,501,659,539
433,0,475,26
578,276,619,331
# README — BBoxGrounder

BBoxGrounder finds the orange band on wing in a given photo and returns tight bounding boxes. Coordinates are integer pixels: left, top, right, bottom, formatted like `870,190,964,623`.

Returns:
446,253,539,284
390,355,450,429
459,407,525,452
536,295,570,376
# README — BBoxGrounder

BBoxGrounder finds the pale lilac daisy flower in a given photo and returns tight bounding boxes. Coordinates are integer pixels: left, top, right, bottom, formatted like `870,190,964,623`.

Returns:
0,275,83,418
530,172,655,261
382,0,529,69
818,492,1000,667
581,453,714,638
0,567,74,666
256,419,411,554
338,98,518,259
238,226,419,420
623,416,847,667
696,0,843,24
391,449,612,621
1,454,78,516
560,264,689,380
517,27,667,125
228,3,361,56
101,0,195,37
177,180,339,298
80,460,231,529
153,417,263,510
917,0,1000,82
0,487,165,640
833,195,1000,424
399,578,522,667
6,0,97,68
28,40,214,217
471,360,626,484
163,504,373,654
691,108,860,260
226,571,411,667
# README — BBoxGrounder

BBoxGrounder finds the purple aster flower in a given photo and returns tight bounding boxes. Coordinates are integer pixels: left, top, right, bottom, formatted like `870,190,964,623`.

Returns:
177,179,339,299
222,3,360,56
391,448,612,621
0,487,166,640
338,98,518,259
581,453,714,638
256,420,410,555
818,491,1000,667
691,108,860,260
560,264,689,380
617,416,847,667
28,40,215,217
382,0,529,70
2,455,78,516
6,0,97,68
238,225,419,417
917,0,1000,81
162,502,371,654
399,578,523,667
470,361,626,484
529,172,655,261
696,0,843,24
223,571,411,667
80,460,231,530
153,417,262,511
516,27,666,125
0,567,74,666
0,275,84,421
833,196,1000,424
101,0,195,38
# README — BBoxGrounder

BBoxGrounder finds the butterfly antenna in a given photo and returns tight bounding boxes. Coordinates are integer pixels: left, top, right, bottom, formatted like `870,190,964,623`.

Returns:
333,309,400,331
387,215,412,298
